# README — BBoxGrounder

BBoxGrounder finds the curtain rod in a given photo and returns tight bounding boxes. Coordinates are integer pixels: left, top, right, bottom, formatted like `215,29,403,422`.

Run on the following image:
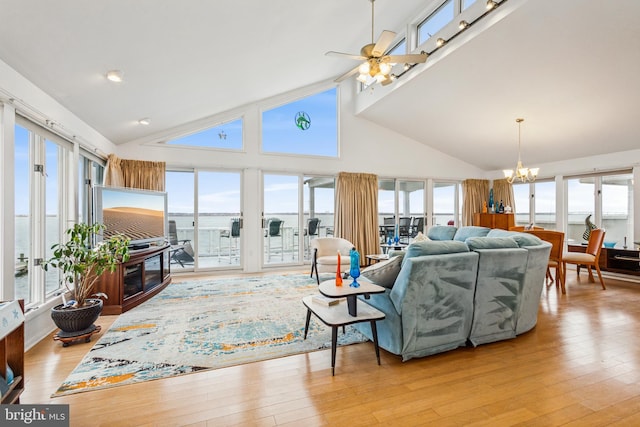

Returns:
0,88,107,158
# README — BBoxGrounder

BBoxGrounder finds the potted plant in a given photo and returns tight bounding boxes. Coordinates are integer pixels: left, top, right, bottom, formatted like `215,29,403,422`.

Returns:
43,222,130,334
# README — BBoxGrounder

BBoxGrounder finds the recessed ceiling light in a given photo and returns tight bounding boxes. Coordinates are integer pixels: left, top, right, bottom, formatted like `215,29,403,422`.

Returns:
138,118,150,126
106,70,124,83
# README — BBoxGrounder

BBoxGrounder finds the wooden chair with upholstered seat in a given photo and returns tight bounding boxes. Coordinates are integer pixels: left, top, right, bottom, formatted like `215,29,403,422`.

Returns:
525,229,566,293
562,228,606,290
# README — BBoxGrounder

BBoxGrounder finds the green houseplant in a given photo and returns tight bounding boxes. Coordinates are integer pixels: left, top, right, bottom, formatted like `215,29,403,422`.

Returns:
43,222,130,333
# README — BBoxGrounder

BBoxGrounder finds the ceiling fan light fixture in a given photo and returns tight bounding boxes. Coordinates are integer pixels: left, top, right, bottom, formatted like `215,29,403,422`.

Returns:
379,62,391,75
106,69,124,83
357,73,369,83
358,62,370,75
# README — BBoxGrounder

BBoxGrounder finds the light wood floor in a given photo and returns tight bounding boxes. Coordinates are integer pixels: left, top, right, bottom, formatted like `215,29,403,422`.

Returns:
22,270,640,426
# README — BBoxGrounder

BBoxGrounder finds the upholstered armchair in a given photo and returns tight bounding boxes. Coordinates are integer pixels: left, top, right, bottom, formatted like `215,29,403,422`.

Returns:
310,237,354,284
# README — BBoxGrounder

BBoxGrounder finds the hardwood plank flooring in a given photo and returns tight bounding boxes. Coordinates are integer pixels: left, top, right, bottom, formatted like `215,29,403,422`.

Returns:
21,270,640,426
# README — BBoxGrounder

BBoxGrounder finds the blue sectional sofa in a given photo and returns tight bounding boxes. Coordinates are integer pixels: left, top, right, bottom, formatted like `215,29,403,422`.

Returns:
355,226,551,361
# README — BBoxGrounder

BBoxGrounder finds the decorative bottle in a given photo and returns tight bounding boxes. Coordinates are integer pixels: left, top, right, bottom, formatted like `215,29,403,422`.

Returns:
335,251,343,286
349,247,360,288
499,200,504,213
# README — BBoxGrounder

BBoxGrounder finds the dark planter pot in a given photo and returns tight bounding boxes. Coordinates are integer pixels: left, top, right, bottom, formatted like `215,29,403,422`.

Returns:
51,298,103,334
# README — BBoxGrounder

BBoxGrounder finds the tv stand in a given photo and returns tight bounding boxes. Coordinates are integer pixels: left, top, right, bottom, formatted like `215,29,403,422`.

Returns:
95,244,171,315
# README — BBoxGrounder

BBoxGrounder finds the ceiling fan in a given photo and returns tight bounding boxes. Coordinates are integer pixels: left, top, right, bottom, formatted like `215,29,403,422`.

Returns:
326,0,427,86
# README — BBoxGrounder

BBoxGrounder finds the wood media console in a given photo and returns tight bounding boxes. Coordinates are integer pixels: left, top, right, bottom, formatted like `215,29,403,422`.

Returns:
95,244,172,315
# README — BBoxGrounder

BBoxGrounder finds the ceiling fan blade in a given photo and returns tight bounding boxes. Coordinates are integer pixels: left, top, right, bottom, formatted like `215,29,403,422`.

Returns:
382,53,428,64
325,51,367,61
334,65,360,83
371,30,396,57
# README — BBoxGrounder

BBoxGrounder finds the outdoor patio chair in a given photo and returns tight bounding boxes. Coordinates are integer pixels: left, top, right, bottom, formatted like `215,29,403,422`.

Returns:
265,218,284,261
169,220,194,267
220,217,241,263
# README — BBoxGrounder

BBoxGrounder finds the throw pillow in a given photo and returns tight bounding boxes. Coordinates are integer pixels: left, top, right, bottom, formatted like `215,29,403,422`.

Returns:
361,255,403,289
413,231,430,242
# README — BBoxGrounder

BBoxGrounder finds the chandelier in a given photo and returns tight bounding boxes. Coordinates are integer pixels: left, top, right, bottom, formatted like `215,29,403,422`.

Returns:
503,118,539,183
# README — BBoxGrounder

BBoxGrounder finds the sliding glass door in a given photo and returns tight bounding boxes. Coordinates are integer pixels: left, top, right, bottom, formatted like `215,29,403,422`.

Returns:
263,174,299,265
198,171,242,268
166,169,242,271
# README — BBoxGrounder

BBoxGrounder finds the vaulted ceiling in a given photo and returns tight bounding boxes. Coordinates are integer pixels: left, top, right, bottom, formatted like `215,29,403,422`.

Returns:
0,0,638,172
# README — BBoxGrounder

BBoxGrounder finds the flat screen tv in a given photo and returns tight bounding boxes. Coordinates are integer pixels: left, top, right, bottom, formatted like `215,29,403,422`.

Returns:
93,186,168,248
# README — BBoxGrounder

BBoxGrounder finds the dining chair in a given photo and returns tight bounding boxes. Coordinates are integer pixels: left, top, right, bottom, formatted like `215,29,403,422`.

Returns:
562,228,606,290
525,229,566,293
410,216,424,238
398,217,412,243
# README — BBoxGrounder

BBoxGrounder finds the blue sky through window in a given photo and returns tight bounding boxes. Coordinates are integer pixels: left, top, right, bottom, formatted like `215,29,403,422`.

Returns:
166,118,243,149
262,88,337,157
418,0,454,45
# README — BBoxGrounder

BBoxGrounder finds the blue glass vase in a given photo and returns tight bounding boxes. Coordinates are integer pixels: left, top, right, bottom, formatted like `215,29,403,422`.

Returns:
349,248,360,288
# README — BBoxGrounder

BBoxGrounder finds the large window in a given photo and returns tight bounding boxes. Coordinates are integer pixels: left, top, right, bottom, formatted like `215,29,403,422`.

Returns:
512,183,530,225
534,181,555,228
14,120,73,306
166,118,243,150
565,172,632,246
262,88,338,157
566,177,595,243
433,182,458,226
601,173,633,247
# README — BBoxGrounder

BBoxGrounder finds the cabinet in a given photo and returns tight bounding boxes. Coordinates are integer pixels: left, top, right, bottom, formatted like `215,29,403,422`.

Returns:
473,213,515,230
96,245,171,315
0,300,24,404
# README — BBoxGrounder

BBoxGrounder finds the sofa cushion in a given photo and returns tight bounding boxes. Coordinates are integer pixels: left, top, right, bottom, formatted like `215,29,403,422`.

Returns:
402,240,469,268
453,226,491,241
486,229,515,238
511,233,543,247
465,236,519,250
486,229,544,247
426,226,458,241
362,255,403,289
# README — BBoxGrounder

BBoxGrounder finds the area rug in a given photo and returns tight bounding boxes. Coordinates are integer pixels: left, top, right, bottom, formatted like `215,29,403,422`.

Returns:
52,274,368,397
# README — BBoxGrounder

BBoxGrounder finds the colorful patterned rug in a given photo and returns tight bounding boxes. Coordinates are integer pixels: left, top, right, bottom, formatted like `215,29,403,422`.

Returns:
52,274,368,397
